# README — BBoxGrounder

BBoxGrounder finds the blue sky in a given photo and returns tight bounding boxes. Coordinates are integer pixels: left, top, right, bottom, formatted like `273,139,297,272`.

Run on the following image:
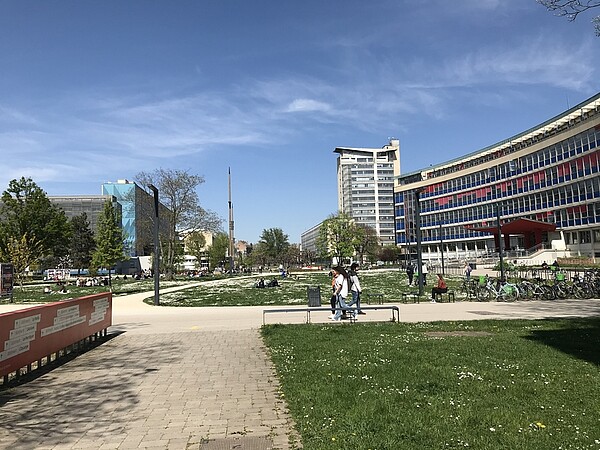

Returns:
1,0,599,244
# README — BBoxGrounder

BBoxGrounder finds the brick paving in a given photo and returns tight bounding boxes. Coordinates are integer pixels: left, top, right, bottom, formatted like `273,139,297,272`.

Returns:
0,329,299,450
1,281,599,449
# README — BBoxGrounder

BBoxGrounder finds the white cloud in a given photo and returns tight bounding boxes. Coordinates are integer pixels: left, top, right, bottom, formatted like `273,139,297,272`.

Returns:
286,98,332,113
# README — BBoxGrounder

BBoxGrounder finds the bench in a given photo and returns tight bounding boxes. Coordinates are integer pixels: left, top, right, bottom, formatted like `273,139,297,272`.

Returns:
401,292,422,303
433,291,455,302
364,292,384,304
262,305,400,325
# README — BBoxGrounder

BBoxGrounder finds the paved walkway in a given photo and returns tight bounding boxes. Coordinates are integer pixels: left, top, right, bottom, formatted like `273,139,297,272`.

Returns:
1,284,599,450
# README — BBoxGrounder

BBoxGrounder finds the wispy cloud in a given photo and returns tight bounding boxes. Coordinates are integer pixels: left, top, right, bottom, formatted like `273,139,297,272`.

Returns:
285,98,332,113
0,25,596,192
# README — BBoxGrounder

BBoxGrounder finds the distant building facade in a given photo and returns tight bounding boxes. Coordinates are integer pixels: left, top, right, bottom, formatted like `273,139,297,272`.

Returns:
300,222,322,255
49,195,120,235
101,179,171,257
180,230,216,272
395,93,600,263
334,139,400,246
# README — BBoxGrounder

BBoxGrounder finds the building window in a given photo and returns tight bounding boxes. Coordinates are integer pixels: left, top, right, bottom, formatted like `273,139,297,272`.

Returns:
580,230,592,244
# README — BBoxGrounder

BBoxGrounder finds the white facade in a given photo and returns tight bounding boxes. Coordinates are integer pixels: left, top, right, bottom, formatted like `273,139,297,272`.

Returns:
334,139,400,246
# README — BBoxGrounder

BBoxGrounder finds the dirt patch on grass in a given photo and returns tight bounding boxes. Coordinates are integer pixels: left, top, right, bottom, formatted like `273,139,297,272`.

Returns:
425,331,493,337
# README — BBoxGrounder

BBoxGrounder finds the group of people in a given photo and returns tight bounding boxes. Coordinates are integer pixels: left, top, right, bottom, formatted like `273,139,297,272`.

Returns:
329,263,364,321
43,282,69,294
405,261,451,303
255,278,280,288
75,276,110,287
405,262,429,286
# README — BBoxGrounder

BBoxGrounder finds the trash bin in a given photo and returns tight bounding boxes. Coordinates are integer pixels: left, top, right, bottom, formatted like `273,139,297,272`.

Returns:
307,286,321,307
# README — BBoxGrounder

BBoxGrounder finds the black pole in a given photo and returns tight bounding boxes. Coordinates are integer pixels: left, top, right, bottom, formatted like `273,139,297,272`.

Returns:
414,189,424,296
497,203,505,282
149,184,160,306
439,223,445,276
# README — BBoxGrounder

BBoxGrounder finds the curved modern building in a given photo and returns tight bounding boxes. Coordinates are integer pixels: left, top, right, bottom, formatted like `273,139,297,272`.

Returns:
394,92,600,263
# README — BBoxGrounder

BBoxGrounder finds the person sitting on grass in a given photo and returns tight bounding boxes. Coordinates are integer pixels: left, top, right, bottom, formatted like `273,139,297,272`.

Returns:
431,273,447,303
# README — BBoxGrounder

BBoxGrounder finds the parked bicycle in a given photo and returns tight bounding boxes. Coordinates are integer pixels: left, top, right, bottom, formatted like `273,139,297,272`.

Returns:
460,279,478,300
476,276,520,302
516,278,555,300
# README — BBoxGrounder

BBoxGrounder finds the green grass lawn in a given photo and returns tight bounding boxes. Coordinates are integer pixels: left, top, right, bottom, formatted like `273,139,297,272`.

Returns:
4,269,463,307
261,318,600,450
4,277,192,304
153,269,453,306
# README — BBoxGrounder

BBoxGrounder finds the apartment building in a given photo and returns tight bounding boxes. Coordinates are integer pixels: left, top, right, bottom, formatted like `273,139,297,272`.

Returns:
334,139,400,246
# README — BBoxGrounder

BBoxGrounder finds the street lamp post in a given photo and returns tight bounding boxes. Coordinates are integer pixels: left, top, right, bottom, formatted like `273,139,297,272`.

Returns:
439,223,445,276
148,184,160,306
414,189,424,296
497,203,505,282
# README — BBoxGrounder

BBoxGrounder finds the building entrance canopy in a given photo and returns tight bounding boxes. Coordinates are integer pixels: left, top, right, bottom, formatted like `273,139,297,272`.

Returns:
465,218,556,251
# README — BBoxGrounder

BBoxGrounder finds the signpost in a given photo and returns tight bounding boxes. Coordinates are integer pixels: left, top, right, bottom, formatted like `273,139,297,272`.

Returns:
0,263,14,303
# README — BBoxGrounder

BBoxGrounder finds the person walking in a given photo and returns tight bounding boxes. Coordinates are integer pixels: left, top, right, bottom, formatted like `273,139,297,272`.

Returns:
421,262,428,285
329,270,337,318
464,262,472,281
431,273,448,303
346,263,364,315
406,263,414,286
331,266,351,321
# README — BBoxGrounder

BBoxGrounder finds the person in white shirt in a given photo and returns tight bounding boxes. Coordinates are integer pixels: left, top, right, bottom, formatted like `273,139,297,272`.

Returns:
331,266,351,321
346,262,364,315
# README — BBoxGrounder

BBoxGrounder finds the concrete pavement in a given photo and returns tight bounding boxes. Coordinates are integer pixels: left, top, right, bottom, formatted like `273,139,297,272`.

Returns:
1,285,599,450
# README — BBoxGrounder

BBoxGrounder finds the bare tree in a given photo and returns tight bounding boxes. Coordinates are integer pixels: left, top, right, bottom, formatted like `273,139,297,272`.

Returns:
537,0,600,35
136,169,222,279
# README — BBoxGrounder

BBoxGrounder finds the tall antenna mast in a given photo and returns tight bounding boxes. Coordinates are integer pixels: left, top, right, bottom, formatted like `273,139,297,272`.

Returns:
228,167,235,272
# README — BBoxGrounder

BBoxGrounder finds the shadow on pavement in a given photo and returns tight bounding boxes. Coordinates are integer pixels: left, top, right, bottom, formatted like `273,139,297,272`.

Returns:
0,332,185,448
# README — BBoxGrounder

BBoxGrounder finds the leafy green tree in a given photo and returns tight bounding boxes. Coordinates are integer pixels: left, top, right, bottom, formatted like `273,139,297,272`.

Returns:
282,244,301,268
186,231,206,269
0,177,71,268
258,228,290,264
247,242,268,269
378,246,401,264
316,212,360,265
354,224,380,263
537,0,600,35
91,200,126,285
208,232,229,271
69,213,96,274
2,234,41,288
135,169,222,280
